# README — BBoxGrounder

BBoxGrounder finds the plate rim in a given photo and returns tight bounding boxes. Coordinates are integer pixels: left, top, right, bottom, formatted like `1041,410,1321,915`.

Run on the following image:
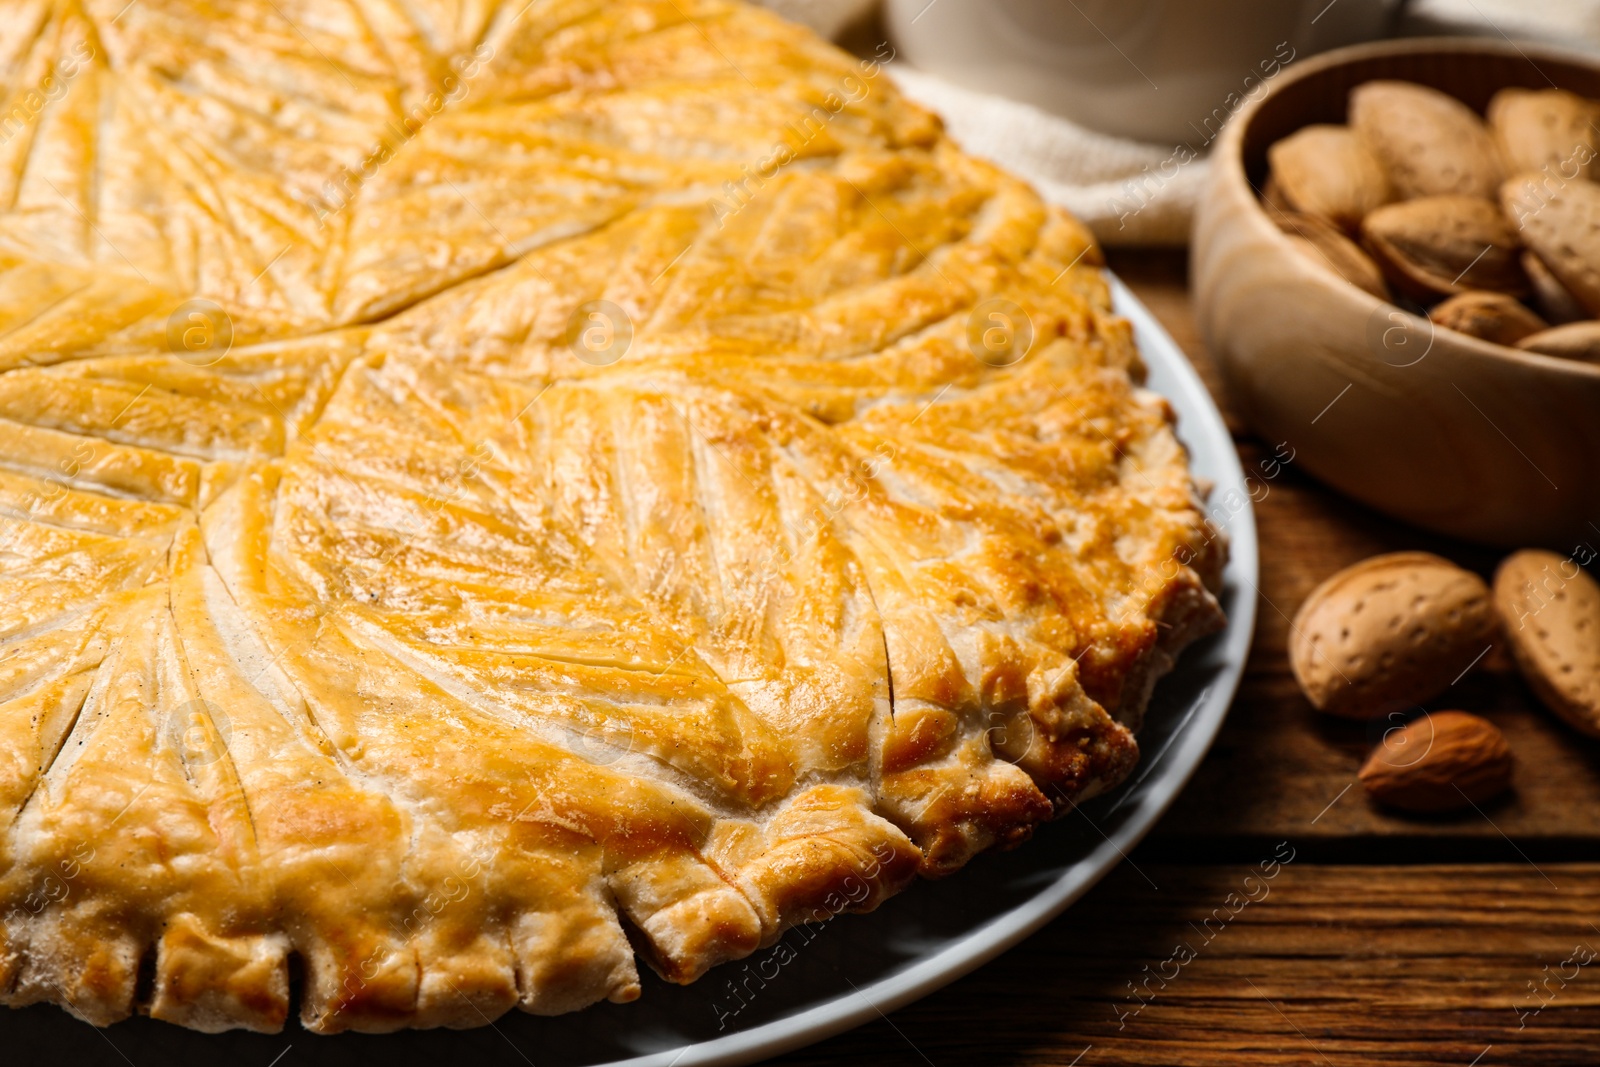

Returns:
606,272,1262,1067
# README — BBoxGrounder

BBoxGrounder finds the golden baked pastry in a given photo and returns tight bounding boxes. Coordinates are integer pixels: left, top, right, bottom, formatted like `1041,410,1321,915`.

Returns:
0,0,1225,1035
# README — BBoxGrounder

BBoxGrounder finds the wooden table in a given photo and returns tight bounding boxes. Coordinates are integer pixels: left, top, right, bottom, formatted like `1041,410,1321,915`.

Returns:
773,249,1600,1067
5,252,1594,1067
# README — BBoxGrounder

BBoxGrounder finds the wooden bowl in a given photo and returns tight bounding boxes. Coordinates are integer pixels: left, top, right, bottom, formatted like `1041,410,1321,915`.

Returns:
1192,38,1600,549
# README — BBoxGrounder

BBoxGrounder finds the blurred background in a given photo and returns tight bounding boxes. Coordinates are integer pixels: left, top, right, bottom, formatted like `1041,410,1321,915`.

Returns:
758,0,1600,246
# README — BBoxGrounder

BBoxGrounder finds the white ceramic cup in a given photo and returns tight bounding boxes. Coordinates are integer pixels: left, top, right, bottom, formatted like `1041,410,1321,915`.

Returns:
884,0,1409,144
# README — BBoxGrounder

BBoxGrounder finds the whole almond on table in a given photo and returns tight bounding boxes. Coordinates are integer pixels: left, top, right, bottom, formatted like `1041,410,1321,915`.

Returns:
1430,290,1546,345
1515,321,1600,363
1522,250,1588,324
1267,124,1394,232
1290,552,1498,719
1501,172,1600,316
1494,550,1600,737
1276,211,1389,299
1359,710,1513,813
1361,196,1527,300
1351,80,1505,199
1488,87,1600,180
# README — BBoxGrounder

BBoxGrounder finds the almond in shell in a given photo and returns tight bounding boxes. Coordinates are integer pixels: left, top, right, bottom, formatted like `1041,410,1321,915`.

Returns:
1515,321,1600,363
1290,552,1497,719
1430,290,1546,345
1361,195,1527,299
1277,211,1389,299
1260,172,1296,217
1267,124,1394,232
1488,87,1600,180
1351,80,1505,199
1501,172,1600,316
1522,249,1589,324
1494,550,1600,736
1359,710,1513,813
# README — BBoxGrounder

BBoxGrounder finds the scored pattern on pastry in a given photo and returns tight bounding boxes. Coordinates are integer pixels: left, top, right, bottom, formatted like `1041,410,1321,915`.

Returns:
0,0,1226,1035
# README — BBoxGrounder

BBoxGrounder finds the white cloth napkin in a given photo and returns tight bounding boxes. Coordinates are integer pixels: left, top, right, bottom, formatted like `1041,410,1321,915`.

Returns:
757,0,1600,246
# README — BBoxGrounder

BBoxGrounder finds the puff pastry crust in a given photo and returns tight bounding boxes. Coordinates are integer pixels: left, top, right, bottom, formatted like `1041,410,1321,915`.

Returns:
0,0,1225,1034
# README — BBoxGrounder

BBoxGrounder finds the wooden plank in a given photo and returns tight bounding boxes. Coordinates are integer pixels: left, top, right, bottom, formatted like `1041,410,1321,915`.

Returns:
1108,250,1600,845
775,862,1600,1066
1159,436,1600,845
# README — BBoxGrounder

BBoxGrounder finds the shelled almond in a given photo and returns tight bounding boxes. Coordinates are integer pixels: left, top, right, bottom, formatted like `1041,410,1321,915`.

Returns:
1359,711,1512,813
1260,79,1600,365
1430,291,1546,345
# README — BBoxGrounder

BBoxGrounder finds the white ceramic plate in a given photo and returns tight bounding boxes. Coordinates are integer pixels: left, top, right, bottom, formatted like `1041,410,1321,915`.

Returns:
2,276,1258,1067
